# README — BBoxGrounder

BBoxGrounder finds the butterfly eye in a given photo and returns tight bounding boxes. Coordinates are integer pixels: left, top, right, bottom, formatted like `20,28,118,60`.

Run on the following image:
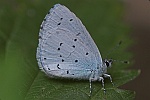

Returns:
105,61,110,67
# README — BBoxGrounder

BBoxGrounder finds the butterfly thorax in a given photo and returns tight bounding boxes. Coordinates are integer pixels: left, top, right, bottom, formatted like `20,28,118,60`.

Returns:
90,59,113,81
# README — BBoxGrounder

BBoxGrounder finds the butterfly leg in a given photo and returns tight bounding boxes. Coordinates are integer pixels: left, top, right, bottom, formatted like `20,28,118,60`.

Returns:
103,74,114,86
89,71,97,97
89,78,92,97
98,77,106,94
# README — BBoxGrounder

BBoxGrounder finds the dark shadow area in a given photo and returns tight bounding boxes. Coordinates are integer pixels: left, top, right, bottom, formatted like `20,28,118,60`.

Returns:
122,0,150,100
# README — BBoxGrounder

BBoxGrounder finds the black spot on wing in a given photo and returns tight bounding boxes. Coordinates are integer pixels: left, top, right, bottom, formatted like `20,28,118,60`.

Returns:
74,39,77,41
75,60,78,62
40,26,43,29
57,23,61,26
72,45,75,48
60,18,63,20
39,36,42,39
60,43,63,46
76,32,81,36
86,52,89,55
44,18,46,21
57,48,60,50
57,64,60,69
70,19,73,21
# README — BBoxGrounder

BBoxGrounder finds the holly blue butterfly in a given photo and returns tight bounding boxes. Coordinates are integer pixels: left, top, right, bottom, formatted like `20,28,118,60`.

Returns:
36,4,114,96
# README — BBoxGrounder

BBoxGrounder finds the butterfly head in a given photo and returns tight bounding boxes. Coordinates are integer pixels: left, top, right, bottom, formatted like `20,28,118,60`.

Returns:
103,59,113,68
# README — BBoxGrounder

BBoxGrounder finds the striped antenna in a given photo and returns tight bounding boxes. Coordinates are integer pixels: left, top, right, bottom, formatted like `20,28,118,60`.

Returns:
105,41,122,58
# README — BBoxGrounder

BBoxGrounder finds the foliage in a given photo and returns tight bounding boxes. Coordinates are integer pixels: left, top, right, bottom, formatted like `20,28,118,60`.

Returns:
0,0,140,100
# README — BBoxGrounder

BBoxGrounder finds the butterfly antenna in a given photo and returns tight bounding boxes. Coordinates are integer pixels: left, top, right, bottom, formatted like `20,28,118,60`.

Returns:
112,59,130,64
105,41,122,58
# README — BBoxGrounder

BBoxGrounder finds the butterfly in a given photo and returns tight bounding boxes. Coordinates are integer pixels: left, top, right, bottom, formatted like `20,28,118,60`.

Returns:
36,4,114,96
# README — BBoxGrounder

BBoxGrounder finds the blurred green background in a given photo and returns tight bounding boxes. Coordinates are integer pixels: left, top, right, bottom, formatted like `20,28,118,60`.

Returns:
0,0,147,100
121,0,150,100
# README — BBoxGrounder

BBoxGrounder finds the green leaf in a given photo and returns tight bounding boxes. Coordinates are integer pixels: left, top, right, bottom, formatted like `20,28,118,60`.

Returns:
0,0,140,100
25,70,139,100
92,88,135,100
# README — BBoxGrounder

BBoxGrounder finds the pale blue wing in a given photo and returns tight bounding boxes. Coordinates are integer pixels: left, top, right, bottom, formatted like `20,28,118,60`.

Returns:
39,4,102,63
36,4,103,79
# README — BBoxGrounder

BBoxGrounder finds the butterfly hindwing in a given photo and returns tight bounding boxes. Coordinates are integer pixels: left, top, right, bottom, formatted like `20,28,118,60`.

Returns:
38,28,98,78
